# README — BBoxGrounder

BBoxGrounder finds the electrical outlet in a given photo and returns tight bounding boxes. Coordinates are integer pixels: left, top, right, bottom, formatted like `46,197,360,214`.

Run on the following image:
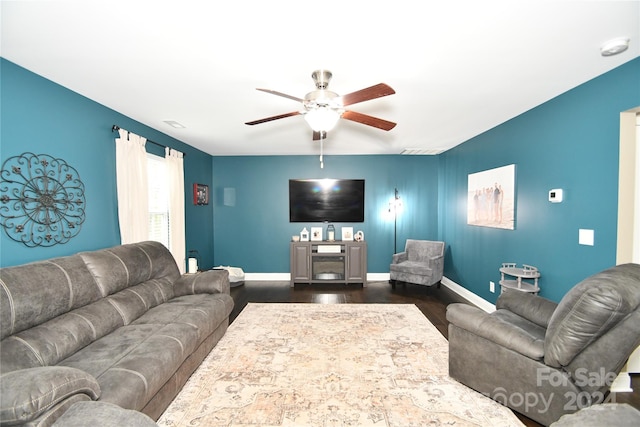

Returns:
489,281,495,293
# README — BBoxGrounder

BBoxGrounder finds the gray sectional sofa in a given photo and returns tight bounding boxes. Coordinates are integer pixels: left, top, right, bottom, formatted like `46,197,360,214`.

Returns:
0,241,234,426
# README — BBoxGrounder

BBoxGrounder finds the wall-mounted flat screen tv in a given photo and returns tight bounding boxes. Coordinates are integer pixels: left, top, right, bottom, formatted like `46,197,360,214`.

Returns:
289,179,365,223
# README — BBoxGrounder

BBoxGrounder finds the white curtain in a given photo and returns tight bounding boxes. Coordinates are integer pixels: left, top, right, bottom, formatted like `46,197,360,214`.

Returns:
166,147,186,273
115,129,149,244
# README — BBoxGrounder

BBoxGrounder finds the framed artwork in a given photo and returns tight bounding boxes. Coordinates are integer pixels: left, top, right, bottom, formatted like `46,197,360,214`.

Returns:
467,164,515,230
193,183,209,205
341,227,354,241
311,227,323,241
300,228,309,241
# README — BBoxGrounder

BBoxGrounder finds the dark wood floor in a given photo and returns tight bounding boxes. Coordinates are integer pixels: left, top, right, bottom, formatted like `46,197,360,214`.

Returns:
229,280,639,427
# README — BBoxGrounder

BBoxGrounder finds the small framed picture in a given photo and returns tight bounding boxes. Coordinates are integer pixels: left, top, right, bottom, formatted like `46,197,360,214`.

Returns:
300,228,309,241
311,227,323,241
342,227,353,241
193,184,209,205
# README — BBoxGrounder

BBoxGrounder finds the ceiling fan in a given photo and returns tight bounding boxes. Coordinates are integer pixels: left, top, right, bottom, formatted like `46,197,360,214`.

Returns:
245,70,396,140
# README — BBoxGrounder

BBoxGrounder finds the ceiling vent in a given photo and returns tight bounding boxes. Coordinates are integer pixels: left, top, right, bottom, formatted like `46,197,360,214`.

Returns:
401,148,445,155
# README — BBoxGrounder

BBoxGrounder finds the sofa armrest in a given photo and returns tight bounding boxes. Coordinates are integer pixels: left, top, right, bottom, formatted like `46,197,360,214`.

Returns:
391,252,407,264
496,290,558,328
0,367,100,425
174,269,230,297
446,303,545,360
428,255,444,273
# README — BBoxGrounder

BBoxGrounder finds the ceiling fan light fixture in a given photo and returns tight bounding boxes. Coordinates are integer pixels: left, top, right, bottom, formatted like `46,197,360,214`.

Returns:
304,107,341,132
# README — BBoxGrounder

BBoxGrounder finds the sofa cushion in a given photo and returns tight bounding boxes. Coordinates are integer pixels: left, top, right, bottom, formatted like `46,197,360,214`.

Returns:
0,367,100,425
79,241,179,298
545,263,640,367
0,255,99,340
134,294,233,341
59,322,201,410
496,290,558,329
389,261,432,276
405,240,443,262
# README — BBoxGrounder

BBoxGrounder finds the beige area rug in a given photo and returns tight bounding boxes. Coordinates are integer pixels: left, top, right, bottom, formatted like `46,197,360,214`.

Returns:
158,303,524,426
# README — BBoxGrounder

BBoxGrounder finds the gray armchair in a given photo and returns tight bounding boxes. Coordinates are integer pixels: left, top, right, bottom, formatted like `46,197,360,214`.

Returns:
389,239,445,288
446,263,640,426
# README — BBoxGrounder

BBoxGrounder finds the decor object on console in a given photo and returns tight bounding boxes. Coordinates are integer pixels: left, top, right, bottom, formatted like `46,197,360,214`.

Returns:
389,239,445,288
310,226,322,241
354,230,364,241
0,152,85,247
300,227,309,241
326,223,335,241
0,241,234,425
500,262,540,294
341,226,353,241
446,263,640,426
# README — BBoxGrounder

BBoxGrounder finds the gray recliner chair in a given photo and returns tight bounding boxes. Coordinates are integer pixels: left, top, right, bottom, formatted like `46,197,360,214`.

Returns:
389,239,445,288
446,263,640,426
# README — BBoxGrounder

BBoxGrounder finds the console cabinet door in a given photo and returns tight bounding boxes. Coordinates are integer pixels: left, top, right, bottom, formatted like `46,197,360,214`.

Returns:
291,243,310,283
346,243,367,283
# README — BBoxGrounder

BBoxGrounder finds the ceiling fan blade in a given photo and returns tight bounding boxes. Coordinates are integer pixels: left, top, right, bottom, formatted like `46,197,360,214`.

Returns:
256,88,304,103
312,131,327,141
245,111,301,125
340,83,395,107
341,110,396,131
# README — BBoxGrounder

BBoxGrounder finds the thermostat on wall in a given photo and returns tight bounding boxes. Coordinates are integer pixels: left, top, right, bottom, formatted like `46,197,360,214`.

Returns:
549,189,563,203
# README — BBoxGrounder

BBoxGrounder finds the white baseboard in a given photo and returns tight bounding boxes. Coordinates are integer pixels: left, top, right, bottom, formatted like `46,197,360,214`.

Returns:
440,277,496,313
244,273,290,281
367,273,391,281
611,371,633,393
627,345,640,373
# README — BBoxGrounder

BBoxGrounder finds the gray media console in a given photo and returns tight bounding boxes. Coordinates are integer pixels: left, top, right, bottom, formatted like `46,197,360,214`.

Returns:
290,240,367,287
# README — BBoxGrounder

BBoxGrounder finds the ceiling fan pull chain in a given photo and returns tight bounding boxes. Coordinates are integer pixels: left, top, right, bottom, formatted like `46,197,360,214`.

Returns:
320,134,324,169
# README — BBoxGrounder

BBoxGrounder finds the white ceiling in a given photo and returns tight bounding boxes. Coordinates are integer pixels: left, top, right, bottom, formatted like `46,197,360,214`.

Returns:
2,1,639,156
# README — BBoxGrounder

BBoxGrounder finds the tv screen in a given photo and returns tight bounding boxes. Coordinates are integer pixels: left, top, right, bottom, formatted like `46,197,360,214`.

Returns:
289,179,365,223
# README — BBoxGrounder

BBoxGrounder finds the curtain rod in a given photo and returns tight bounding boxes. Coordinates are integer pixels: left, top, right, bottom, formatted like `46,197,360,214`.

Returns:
111,125,185,156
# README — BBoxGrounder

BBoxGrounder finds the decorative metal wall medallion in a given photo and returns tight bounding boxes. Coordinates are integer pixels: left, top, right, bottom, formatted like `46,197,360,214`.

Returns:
0,153,86,247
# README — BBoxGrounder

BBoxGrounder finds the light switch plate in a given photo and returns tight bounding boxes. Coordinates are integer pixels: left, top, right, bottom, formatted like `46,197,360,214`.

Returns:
579,229,594,246
549,188,563,203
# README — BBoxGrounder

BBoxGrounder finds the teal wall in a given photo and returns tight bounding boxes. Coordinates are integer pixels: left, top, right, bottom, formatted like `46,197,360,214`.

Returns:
212,155,440,272
0,59,215,268
3,55,639,305
439,57,640,303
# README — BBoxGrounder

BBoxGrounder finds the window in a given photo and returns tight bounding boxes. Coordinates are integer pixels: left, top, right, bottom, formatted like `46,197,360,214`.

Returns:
147,153,170,248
